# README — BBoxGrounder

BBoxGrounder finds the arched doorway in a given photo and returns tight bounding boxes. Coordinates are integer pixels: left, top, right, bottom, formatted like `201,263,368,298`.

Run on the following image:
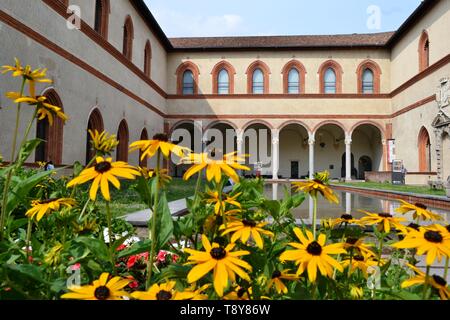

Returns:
341,153,356,178
35,89,64,164
86,108,104,165
204,122,237,156
139,128,149,167
243,122,272,177
116,120,129,162
279,123,309,179
314,123,346,179
358,156,373,180
170,121,202,177
418,127,431,172
351,123,383,178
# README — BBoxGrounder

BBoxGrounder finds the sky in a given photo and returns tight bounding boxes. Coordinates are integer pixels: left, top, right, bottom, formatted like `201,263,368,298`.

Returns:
144,0,423,38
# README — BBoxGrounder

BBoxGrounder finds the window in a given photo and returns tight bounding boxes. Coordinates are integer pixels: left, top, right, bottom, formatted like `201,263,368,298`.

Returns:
182,71,194,95
419,31,430,72
86,109,104,165
144,40,152,77
287,69,300,94
362,69,374,94
117,120,129,162
123,16,134,60
94,0,109,39
324,68,336,94
252,69,264,94
217,69,229,94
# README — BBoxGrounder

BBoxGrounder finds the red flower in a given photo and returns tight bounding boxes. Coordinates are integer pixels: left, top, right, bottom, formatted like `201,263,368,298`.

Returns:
129,281,139,289
71,263,81,271
172,254,179,263
127,255,138,269
157,250,167,262
116,244,127,251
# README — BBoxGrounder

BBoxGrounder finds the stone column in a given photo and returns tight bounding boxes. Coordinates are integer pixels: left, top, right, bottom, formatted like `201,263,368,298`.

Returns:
381,139,387,172
272,183,278,200
271,129,280,180
236,129,244,176
308,133,315,179
345,134,352,181
345,192,352,214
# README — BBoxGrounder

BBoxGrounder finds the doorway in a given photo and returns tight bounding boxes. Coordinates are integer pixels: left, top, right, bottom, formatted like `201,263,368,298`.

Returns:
291,161,299,179
358,156,373,180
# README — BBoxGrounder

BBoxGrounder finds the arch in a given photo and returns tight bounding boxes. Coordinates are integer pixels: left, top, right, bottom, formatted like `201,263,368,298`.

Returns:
35,88,64,165
123,15,134,60
282,60,307,94
116,120,129,162
94,0,110,39
242,119,274,131
277,120,310,133
350,121,386,140
205,120,238,131
176,61,200,95
246,60,271,94
312,120,346,135
418,30,430,72
86,108,104,165
144,40,152,77
139,128,149,167
211,61,236,94
418,126,431,172
356,59,381,94
318,60,343,94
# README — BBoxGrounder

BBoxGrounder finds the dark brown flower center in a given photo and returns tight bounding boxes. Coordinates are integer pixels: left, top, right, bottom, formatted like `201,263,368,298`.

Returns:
153,133,168,142
95,161,112,173
242,220,257,227
38,198,58,204
346,237,359,245
414,203,427,210
341,214,353,220
272,270,281,279
94,286,110,300
353,255,364,261
407,223,420,231
378,213,392,218
313,179,323,184
210,247,227,260
424,230,443,243
213,236,227,247
432,275,447,286
446,225,450,233
237,288,246,298
306,241,322,256
156,290,172,300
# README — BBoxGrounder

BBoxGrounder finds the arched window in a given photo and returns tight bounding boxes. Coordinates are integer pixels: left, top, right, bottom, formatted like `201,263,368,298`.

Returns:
182,71,195,95
217,69,229,95
362,69,374,94
139,128,149,167
252,69,264,94
144,40,152,77
246,61,270,94
123,16,134,61
94,0,110,39
282,60,306,94
287,69,300,94
176,62,200,95
35,89,64,165
86,108,104,165
356,60,381,94
419,31,430,72
324,68,336,94
117,120,129,162
418,127,431,172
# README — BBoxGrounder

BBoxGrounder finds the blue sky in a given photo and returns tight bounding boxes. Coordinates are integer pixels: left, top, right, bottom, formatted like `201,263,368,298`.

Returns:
144,0,423,38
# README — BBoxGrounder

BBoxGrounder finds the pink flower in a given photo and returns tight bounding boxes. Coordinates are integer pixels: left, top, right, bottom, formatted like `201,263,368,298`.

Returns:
71,263,81,271
172,254,179,263
128,281,139,289
116,244,127,251
157,250,167,262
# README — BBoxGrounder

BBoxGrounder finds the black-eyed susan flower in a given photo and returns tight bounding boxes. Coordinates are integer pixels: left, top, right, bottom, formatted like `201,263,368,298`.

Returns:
182,284,211,300
349,285,364,299
332,214,362,228
266,269,298,294
292,171,338,204
25,198,76,222
223,286,252,300
61,272,130,300
359,210,406,233
343,237,376,258
220,219,274,249
182,152,250,184
395,200,442,221
131,281,193,300
88,129,119,156
44,243,64,266
139,167,172,188
402,264,450,300
184,235,252,297
129,133,189,160
392,224,450,265
279,228,346,282
205,190,241,215
67,157,140,201
341,254,379,278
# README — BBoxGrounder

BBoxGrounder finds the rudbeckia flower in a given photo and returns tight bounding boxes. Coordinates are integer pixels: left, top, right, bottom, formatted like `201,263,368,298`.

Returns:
395,200,442,221
292,171,338,204
266,269,298,294
205,190,241,215
223,286,252,300
331,214,363,228
61,272,130,300
279,228,346,282
182,151,250,183
341,254,380,278
219,219,274,249
129,133,189,160
182,284,211,300
88,129,119,155
392,224,450,265
402,264,450,300
131,281,194,300
349,286,364,299
359,211,406,233
67,157,140,201
343,237,376,258
25,198,76,221
184,235,252,297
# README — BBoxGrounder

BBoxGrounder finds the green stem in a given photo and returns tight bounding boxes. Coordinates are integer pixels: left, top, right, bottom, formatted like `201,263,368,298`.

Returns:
25,220,32,263
347,247,354,280
377,233,384,267
146,151,161,289
105,201,116,274
192,170,203,249
14,107,39,163
312,195,318,239
423,265,430,300
78,198,90,220
444,257,449,280
332,223,347,279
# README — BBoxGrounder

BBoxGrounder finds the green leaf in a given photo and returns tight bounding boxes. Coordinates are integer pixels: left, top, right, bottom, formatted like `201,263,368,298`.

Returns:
6,264,48,284
8,218,28,232
154,193,174,251
117,239,152,258
15,139,43,168
74,236,110,261
135,176,153,206
72,161,84,177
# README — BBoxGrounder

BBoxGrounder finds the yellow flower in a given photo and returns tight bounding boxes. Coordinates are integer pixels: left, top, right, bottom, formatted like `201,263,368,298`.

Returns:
331,214,363,228
203,209,242,233
67,157,140,201
182,284,211,300
359,210,406,233
349,286,364,299
129,133,189,160
342,254,379,278
182,151,250,184
205,190,241,215
184,235,252,297
266,269,298,294
131,281,194,300
392,224,450,265
396,200,442,221
61,272,130,300
88,130,119,155
44,243,64,266
343,237,376,258
279,228,346,282
223,286,252,300
220,219,274,249
402,264,450,300
25,198,76,221
7,93,68,125
292,171,338,204
139,167,172,187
